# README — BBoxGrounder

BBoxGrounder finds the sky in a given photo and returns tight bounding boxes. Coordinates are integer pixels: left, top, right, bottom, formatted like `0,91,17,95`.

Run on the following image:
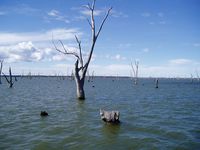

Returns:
0,0,200,77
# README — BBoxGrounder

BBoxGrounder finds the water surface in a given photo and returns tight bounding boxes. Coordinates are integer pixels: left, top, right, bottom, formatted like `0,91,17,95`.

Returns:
0,77,200,149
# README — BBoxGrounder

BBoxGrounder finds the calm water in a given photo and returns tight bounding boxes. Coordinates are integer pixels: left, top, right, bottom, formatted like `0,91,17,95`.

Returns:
0,77,200,150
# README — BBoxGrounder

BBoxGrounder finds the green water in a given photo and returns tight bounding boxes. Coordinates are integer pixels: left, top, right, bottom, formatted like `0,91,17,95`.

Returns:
0,77,200,149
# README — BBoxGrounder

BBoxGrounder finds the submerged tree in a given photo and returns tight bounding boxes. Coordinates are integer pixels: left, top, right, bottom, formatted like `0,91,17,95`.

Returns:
3,67,14,88
131,60,139,85
53,0,112,100
155,78,159,88
0,60,3,84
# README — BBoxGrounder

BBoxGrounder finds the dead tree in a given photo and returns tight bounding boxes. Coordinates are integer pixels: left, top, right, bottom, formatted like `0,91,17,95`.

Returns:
155,78,159,88
53,0,112,100
0,60,3,84
191,74,194,83
195,70,200,82
91,71,94,80
3,67,14,88
131,60,139,85
87,70,90,82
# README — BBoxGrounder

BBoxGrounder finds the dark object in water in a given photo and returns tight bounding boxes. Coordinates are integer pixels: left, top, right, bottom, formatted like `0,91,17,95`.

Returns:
40,111,48,116
155,79,159,88
100,109,120,124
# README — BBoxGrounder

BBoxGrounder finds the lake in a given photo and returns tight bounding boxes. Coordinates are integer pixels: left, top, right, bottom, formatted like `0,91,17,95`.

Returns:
0,77,200,150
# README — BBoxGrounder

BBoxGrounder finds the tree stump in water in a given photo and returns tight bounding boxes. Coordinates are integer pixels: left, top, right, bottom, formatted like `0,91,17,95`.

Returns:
100,109,120,124
40,111,48,117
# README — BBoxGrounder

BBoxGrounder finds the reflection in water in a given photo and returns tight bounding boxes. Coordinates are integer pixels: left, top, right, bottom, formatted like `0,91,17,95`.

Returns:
102,123,121,138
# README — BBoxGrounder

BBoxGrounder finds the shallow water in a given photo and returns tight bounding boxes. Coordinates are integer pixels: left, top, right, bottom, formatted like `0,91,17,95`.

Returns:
0,77,200,150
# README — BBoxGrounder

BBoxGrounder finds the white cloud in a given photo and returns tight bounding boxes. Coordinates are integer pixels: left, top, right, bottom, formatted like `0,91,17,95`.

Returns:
14,4,39,15
0,28,84,63
89,64,130,76
193,43,200,47
141,12,151,17
169,59,192,65
51,53,74,62
0,28,82,44
114,54,126,60
111,10,128,18
104,54,126,61
80,9,103,16
47,9,70,23
118,43,132,49
0,40,79,63
0,41,45,62
48,10,59,17
0,11,6,15
141,63,200,78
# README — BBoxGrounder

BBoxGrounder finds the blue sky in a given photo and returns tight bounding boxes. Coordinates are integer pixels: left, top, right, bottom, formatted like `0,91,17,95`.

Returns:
0,0,200,77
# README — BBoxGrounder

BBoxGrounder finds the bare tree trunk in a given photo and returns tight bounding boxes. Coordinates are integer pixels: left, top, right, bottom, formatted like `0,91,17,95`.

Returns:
3,67,14,88
75,78,85,99
131,60,139,85
74,60,85,99
155,78,159,88
0,60,3,84
9,67,13,88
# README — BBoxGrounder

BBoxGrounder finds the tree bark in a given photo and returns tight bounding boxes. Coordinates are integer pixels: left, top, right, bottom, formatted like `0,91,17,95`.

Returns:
74,59,85,99
76,79,85,100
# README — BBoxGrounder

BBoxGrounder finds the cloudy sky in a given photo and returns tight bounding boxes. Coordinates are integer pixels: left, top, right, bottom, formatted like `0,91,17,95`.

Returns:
0,0,199,77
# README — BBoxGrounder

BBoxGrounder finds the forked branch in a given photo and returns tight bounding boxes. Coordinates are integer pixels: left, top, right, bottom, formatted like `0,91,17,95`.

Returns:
52,37,80,59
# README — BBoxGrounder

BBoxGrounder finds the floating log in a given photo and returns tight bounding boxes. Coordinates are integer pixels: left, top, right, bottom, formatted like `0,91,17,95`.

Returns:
100,109,120,123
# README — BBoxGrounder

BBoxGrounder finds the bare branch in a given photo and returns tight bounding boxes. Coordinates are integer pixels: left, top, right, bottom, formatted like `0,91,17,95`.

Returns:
82,4,90,10
131,60,139,85
91,6,96,33
52,36,80,59
131,62,136,77
75,35,84,68
2,72,10,83
87,18,92,28
87,3,92,10
96,7,112,38
92,0,96,10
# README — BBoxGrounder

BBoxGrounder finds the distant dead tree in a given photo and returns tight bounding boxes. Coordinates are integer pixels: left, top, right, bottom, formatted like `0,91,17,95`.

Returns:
28,71,32,79
195,70,200,82
0,60,3,84
190,74,194,83
53,0,112,100
155,78,159,88
15,76,18,82
131,60,139,85
87,70,90,82
3,67,14,88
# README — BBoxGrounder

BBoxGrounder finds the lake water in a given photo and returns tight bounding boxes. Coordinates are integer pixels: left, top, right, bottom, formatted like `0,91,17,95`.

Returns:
0,77,200,150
